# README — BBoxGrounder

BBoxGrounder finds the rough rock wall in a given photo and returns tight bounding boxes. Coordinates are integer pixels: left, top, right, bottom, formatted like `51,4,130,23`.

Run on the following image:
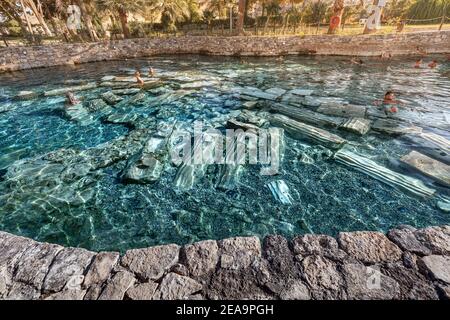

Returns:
1,225,449,300
1,31,449,73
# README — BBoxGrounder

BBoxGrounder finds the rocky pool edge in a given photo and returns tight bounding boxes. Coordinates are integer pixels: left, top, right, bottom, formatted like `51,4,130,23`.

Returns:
1,225,449,300
1,31,450,73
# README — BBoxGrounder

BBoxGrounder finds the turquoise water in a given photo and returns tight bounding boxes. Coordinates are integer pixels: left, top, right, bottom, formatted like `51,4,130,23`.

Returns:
0,55,449,252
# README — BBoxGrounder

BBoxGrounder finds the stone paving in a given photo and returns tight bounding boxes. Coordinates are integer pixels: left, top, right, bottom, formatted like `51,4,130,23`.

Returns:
1,225,449,300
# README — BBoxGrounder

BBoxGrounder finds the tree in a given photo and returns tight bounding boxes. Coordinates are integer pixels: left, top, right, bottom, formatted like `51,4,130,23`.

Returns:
327,0,344,34
24,0,53,36
303,0,329,28
97,0,147,38
206,0,228,19
262,1,281,34
19,0,35,41
341,2,363,29
75,0,99,41
149,0,194,32
236,0,246,34
0,0,34,40
383,0,413,23
407,0,450,22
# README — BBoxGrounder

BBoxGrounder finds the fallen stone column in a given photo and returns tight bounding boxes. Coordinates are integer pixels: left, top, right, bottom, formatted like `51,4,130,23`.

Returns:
270,113,347,150
334,149,436,198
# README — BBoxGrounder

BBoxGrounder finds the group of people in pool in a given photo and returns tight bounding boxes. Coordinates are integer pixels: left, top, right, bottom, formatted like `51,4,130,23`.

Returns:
378,57,442,115
65,67,156,106
65,57,444,117
134,67,156,86
351,56,442,115
414,58,438,69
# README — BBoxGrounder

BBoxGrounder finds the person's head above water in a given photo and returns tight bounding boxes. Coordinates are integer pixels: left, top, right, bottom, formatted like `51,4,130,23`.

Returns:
65,91,79,105
384,91,395,100
66,91,75,99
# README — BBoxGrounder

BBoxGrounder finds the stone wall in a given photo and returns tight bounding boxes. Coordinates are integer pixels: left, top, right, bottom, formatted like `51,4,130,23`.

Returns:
1,225,449,300
1,31,450,73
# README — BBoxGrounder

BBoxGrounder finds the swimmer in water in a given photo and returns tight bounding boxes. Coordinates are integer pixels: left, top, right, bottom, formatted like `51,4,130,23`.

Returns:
374,91,405,115
414,59,422,68
381,52,392,59
148,67,155,77
65,91,80,106
428,60,438,69
350,57,364,65
134,70,144,86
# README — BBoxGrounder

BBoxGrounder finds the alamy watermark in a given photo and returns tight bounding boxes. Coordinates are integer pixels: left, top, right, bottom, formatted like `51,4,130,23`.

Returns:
66,5,82,31
366,266,382,290
168,121,282,175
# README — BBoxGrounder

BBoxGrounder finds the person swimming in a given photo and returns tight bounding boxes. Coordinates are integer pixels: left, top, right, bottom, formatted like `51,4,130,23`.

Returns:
382,91,404,114
350,57,364,65
134,70,144,86
65,91,80,106
148,67,155,77
381,52,392,59
428,60,438,69
374,91,404,115
414,59,423,68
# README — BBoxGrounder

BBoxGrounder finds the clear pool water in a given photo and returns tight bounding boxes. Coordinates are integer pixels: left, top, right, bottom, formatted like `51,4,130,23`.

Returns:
0,54,449,252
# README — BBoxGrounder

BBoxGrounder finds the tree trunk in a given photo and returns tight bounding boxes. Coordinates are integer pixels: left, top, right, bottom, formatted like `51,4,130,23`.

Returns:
244,0,250,21
328,0,345,34
235,0,246,35
0,28,8,47
49,17,60,35
20,0,35,42
118,7,131,38
25,0,53,36
282,13,290,34
75,0,99,41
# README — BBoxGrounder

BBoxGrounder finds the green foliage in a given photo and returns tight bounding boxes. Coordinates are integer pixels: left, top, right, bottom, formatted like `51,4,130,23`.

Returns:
265,1,282,17
96,0,148,13
203,10,215,24
149,0,194,31
406,0,450,22
1,19,21,36
303,0,330,24
288,7,302,25
384,0,414,22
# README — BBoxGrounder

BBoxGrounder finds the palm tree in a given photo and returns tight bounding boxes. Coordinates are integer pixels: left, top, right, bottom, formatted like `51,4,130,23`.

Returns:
97,0,147,38
75,0,99,41
148,0,193,32
407,0,449,21
207,0,227,19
